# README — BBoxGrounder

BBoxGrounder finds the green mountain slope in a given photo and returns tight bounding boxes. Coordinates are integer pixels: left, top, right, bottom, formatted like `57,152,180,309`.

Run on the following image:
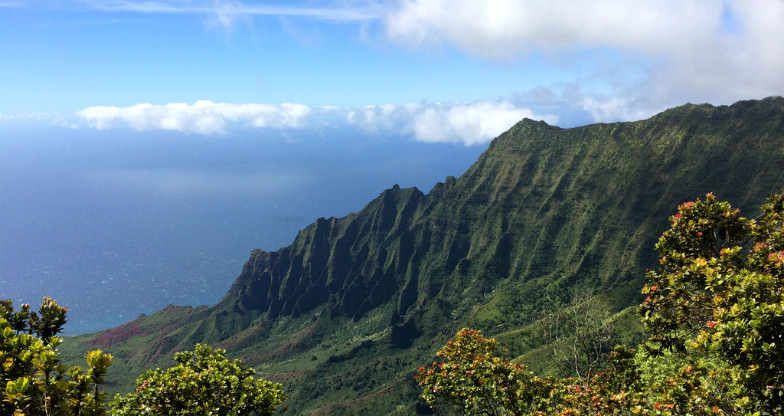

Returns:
62,97,784,414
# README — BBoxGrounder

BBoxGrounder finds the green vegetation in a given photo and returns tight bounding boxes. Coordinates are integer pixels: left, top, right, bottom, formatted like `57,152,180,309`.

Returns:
55,97,784,414
419,193,784,415
1,298,112,415
416,328,553,415
111,344,285,415
2,300,284,415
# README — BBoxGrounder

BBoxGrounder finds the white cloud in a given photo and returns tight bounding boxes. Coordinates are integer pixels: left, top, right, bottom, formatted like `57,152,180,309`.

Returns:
383,0,784,121
385,1,722,57
80,0,381,32
60,1,783,125
74,100,551,145
581,96,648,124
347,101,557,145
206,0,252,33
76,101,312,134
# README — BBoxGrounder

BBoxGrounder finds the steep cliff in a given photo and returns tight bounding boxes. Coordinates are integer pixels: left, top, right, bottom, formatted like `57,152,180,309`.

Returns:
64,97,784,414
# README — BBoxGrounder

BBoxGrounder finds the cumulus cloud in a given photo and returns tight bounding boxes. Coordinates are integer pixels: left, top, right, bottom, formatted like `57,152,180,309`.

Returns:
385,1,721,57
347,101,557,145
76,101,312,135
75,100,550,145
384,0,784,121
581,96,649,124
64,1,783,125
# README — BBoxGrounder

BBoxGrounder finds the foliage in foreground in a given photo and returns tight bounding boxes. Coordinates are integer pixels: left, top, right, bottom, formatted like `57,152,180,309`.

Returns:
111,343,286,416
2,299,285,415
1,298,113,415
418,193,784,415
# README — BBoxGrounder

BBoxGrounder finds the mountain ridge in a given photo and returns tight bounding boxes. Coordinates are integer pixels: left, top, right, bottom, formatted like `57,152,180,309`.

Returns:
62,96,784,414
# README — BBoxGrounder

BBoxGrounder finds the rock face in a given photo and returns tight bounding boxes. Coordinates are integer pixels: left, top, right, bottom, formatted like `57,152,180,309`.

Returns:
64,97,784,415
222,97,784,335
228,185,427,323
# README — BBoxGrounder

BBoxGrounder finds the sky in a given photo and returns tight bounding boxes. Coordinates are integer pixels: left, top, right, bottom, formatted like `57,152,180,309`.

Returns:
2,1,784,334
1,0,783,142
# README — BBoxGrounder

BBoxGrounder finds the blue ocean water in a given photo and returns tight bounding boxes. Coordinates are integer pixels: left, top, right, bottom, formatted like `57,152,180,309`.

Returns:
0,125,486,334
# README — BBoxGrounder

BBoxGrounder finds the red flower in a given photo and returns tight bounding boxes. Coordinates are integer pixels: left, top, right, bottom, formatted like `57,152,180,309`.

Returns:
706,321,717,328
769,251,784,263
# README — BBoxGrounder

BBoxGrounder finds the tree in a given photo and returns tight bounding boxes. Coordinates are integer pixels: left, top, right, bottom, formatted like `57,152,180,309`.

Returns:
639,192,749,352
111,343,286,416
415,328,553,415
1,297,113,415
640,192,784,413
416,328,641,415
537,294,617,381
419,193,784,415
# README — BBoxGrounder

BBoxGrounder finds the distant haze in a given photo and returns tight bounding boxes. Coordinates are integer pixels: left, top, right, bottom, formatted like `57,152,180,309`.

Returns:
0,125,485,334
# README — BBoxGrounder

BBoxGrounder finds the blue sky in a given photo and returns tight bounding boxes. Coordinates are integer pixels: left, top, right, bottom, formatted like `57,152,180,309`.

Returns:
2,0,783,144
2,0,784,333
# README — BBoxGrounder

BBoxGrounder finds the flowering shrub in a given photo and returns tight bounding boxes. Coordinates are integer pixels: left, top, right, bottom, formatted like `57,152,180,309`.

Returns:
419,193,784,415
416,328,553,415
642,193,784,413
416,328,643,415
111,344,285,416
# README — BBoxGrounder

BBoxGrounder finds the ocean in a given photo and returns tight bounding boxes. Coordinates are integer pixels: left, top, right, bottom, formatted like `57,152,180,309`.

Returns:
0,124,485,334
